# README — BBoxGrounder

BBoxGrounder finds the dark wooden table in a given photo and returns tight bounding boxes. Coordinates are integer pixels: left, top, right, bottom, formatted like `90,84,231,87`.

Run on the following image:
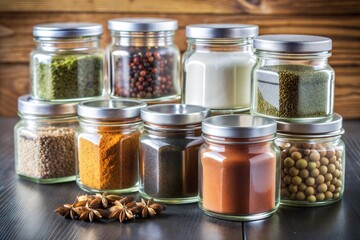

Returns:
1,117,359,240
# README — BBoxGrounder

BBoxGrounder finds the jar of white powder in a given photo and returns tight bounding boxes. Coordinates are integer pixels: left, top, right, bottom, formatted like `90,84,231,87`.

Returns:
182,24,258,114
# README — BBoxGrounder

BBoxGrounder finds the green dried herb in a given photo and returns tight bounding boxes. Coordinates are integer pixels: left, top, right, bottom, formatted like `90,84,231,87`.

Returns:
32,54,103,100
255,64,333,119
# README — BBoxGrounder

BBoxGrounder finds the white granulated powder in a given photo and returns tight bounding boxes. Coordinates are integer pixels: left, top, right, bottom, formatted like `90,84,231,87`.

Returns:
184,51,255,110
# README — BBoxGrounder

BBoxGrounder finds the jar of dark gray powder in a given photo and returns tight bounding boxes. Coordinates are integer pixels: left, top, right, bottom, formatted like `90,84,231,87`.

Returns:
14,95,78,183
140,104,210,204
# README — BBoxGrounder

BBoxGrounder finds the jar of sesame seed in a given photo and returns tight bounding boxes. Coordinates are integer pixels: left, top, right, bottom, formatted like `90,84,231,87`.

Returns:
14,95,78,183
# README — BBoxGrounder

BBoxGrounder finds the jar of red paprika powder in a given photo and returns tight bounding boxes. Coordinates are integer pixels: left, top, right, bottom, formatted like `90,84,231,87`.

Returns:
199,114,280,221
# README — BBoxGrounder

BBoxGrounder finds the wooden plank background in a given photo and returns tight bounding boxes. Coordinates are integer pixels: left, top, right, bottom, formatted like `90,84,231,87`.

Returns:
0,0,359,118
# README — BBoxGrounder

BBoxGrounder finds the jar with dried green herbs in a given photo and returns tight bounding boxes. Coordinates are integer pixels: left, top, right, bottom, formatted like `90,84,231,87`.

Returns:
276,113,345,206
251,35,334,122
14,95,78,183
30,22,105,101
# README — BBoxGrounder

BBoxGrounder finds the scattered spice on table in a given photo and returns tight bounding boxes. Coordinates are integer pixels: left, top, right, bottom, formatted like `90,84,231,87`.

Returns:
255,64,332,118
77,126,140,191
17,126,75,179
33,54,103,100
55,192,166,223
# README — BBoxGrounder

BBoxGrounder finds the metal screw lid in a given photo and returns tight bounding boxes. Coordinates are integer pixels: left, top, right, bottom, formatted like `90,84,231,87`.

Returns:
18,95,77,116
33,22,103,38
202,114,277,138
141,104,210,125
108,18,178,32
78,99,146,121
186,24,259,39
254,34,332,53
277,113,343,135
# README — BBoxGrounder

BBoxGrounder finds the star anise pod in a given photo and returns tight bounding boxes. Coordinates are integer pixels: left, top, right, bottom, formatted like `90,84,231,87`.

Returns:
102,192,124,205
118,196,135,204
89,192,124,208
137,198,166,218
77,194,94,203
109,200,138,223
78,202,103,222
54,203,79,220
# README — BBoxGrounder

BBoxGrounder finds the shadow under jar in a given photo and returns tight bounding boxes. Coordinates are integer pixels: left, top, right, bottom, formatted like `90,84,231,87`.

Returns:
139,104,210,204
276,113,345,206
30,22,105,101
251,34,334,122
108,18,180,104
14,95,78,183
183,24,258,115
199,115,280,221
76,99,146,194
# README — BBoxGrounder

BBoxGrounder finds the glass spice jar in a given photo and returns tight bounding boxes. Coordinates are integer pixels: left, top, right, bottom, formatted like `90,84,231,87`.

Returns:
14,95,78,183
251,34,334,122
108,18,181,104
183,24,258,114
276,113,345,206
199,115,280,221
30,22,105,101
139,104,210,204
76,99,146,193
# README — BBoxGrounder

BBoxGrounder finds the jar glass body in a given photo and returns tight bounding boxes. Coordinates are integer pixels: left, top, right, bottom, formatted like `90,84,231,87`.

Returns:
276,134,345,206
30,36,105,101
108,31,180,103
139,125,203,204
76,119,142,193
183,38,255,114
14,115,78,183
251,51,334,122
199,134,280,221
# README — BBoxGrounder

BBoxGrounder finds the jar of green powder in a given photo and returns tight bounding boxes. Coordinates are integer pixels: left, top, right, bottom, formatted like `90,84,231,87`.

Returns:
30,22,105,101
251,34,334,122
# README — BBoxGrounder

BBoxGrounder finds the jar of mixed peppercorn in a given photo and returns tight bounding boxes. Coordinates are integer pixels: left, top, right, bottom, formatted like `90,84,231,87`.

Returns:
108,18,180,104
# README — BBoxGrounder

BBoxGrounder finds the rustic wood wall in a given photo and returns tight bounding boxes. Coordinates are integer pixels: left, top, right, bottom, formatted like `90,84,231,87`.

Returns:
0,0,359,118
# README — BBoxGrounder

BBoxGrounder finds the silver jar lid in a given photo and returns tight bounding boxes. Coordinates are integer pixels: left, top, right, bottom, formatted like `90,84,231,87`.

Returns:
202,114,277,138
141,104,210,125
33,22,103,38
254,34,332,53
186,24,258,39
108,18,178,32
78,99,146,121
277,113,343,135
18,95,77,116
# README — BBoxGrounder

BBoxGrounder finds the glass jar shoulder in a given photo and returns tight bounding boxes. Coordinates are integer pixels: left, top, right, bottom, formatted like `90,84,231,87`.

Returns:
184,49,255,67
200,141,278,166
140,131,203,149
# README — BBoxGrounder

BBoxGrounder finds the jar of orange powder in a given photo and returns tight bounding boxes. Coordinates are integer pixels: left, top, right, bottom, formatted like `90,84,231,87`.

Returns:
199,114,280,221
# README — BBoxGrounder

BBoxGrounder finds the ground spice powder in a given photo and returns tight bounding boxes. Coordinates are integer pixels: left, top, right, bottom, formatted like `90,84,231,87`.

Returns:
78,126,140,191
17,126,75,179
200,138,277,215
